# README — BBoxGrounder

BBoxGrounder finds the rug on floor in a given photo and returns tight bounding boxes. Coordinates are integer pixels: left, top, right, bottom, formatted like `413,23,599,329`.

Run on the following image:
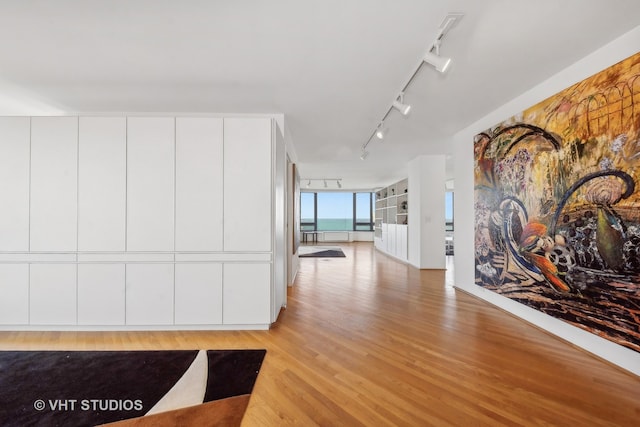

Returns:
0,349,266,427
298,246,346,258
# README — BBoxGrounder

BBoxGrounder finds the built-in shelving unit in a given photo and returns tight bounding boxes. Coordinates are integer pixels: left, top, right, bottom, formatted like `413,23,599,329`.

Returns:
374,178,408,261
375,179,408,227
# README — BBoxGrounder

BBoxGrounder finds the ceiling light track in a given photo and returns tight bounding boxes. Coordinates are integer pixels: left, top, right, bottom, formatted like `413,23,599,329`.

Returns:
360,12,463,160
304,178,343,189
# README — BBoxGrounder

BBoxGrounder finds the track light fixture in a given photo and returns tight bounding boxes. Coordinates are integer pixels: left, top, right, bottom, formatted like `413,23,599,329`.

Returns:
423,49,451,73
358,12,463,161
302,178,344,189
392,93,411,116
375,122,387,140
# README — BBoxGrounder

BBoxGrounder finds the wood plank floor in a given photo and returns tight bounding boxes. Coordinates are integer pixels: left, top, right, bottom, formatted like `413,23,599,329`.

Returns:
1,242,639,426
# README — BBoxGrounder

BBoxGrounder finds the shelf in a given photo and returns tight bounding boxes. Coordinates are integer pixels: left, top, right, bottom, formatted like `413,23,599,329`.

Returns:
375,178,408,227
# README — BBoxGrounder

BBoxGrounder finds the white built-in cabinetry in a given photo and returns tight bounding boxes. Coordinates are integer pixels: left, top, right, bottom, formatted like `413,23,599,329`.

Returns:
0,115,285,330
374,178,409,261
31,117,78,251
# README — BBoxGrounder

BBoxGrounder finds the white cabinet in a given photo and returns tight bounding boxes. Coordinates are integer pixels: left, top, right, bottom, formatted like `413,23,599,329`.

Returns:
380,223,388,253
30,117,78,251
78,117,127,251
388,224,397,255
175,118,224,251
223,118,272,252
0,117,30,251
30,264,77,325
0,265,29,324
0,115,282,331
223,263,271,325
126,264,174,325
175,263,223,325
397,225,408,260
127,117,175,251
78,264,125,325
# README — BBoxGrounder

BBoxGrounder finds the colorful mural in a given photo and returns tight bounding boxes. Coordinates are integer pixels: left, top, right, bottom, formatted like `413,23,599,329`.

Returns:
474,52,640,353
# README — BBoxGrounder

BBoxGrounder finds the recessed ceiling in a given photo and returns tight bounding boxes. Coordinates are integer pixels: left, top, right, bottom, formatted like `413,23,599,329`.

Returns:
1,1,639,190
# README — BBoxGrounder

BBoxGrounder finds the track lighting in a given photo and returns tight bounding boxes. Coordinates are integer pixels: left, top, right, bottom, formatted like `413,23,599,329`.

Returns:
375,122,387,140
359,12,463,160
392,93,411,116
302,178,344,188
423,50,451,73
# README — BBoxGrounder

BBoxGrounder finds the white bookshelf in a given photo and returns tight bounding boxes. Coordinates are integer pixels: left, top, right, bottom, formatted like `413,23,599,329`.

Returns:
374,178,408,261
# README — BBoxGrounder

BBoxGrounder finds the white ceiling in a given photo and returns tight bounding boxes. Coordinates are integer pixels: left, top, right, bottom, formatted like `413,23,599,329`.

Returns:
1,1,639,190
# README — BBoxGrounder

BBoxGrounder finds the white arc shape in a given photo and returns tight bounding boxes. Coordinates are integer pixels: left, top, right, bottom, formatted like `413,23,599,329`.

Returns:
146,349,208,415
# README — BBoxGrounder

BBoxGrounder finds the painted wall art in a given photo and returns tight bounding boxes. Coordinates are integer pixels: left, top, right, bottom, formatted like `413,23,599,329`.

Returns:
474,51,640,353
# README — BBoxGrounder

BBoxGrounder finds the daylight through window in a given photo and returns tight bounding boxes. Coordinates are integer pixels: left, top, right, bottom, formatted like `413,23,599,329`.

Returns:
300,192,374,231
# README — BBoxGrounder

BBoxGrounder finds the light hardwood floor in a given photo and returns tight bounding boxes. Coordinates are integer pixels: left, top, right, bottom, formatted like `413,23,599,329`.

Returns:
1,242,639,426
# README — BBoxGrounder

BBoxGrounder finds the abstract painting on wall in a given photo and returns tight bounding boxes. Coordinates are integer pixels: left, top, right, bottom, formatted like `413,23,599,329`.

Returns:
474,51,640,353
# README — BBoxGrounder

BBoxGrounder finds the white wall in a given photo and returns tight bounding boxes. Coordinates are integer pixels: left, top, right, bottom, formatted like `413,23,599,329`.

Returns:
408,155,446,269
318,231,374,243
453,25,640,376
273,122,287,319
287,161,300,286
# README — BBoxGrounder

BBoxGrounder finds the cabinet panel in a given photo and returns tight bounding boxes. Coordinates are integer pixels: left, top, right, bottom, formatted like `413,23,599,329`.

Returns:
125,264,174,325
398,225,408,260
30,264,77,325
78,264,125,325
78,117,127,251
223,118,272,252
175,263,222,325
175,118,223,251
223,263,270,325
30,117,78,251
0,117,30,251
0,264,29,324
127,117,175,251
388,224,397,256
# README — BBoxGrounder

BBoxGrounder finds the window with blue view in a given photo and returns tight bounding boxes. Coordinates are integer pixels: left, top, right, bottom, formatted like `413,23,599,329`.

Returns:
300,192,373,231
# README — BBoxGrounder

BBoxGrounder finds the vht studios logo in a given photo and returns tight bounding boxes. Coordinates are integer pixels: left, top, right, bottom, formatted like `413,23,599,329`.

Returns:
34,399,143,412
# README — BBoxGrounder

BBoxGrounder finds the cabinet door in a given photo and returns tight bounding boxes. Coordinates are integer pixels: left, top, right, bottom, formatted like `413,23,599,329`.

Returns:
380,223,388,252
388,224,397,256
175,118,223,251
127,117,175,251
30,117,78,251
223,263,271,325
0,264,29,324
0,117,30,251
126,264,174,325
398,225,408,260
175,263,222,325
78,264,125,325
78,117,127,251
223,118,272,252
30,264,77,325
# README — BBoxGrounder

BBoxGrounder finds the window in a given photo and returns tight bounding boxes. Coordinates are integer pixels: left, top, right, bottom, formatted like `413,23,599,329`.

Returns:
300,192,374,231
445,191,454,231
300,192,316,231
317,193,352,231
355,192,374,231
